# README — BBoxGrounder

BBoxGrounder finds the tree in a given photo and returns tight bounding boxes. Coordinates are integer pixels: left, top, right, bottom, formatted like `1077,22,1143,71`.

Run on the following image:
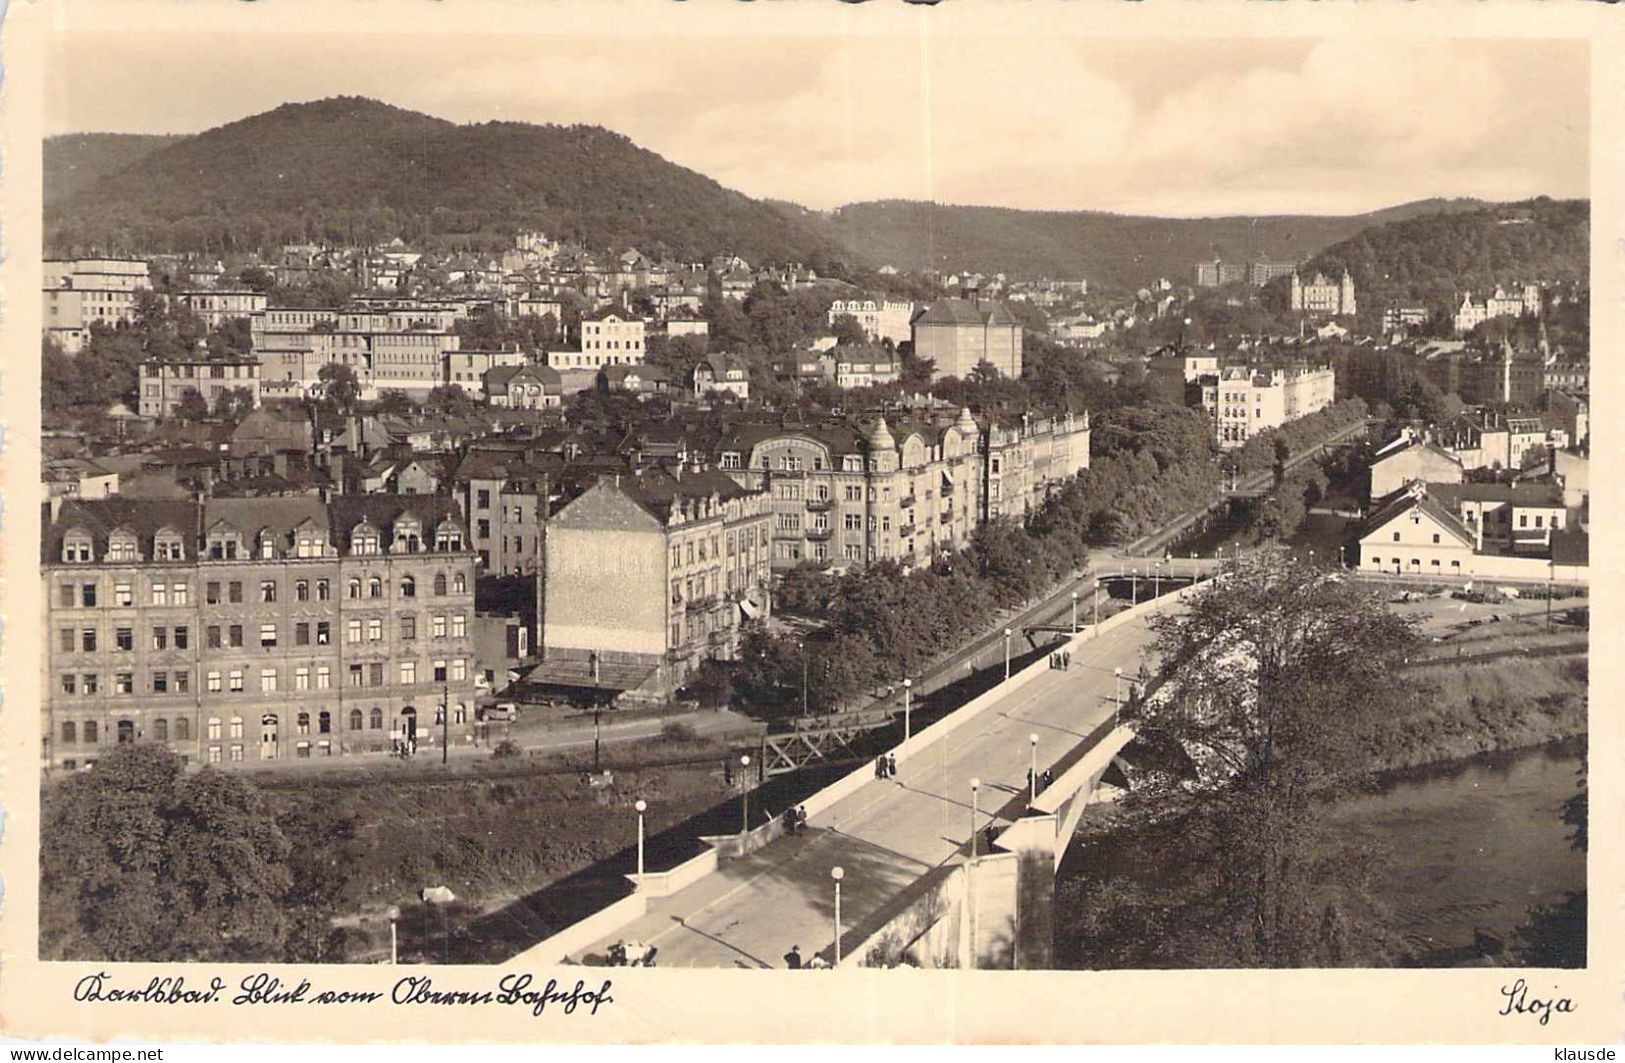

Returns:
829,313,868,348
206,317,255,358
41,743,303,962
318,362,361,412
174,388,211,422
1097,551,1423,966
426,383,476,417
374,389,416,418
212,386,255,421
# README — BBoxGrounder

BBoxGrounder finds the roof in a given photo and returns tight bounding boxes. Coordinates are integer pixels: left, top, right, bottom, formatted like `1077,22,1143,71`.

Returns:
45,498,201,563
1430,482,1564,508
912,298,1018,329
325,494,466,551
1358,487,1477,548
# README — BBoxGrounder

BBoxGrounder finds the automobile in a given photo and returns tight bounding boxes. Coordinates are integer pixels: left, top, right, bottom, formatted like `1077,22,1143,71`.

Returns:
478,703,519,723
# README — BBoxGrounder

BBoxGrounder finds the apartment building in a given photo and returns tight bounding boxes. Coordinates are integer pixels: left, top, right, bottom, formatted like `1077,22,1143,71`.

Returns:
42,495,478,771
175,289,269,329
1207,364,1336,449
138,356,262,419
43,258,153,353
1289,271,1357,317
911,298,1023,380
541,468,772,700
828,298,916,346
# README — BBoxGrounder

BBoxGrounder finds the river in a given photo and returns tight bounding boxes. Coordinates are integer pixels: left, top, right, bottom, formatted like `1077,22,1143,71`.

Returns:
1326,741,1585,966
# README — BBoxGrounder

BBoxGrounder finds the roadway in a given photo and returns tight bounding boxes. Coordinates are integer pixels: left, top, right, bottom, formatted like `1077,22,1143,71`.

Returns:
578,593,1181,968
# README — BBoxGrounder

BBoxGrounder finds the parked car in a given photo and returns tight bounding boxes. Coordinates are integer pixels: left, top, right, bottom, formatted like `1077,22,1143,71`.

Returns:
478,703,519,723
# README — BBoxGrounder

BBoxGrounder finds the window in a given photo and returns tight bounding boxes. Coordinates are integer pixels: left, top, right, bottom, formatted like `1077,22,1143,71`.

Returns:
115,673,133,695
349,664,364,688
153,627,168,651
229,624,244,648
230,745,244,762
153,672,169,694
367,618,383,642
260,580,277,603
260,623,278,648
347,619,362,644
1392,532,1401,542
295,580,309,602
61,673,77,695
295,666,310,691
59,628,74,653
451,614,466,638
348,579,362,600
433,574,447,595
175,626,188,650
207,581,222,605
433,615,447,639
154,719,169,742
208,717,222,741
370,708,384,730
401,615,416,640
453,574,466,594
207,671,222,693
228,670,244,693
84,721,99,744
401,661,417,685
82,583,97,607
295,622,310,646
452,658,467,682
315,665,331,690
152,583,169,607
207,625,222,649
208,746,222,764
316,579,330,601
369,662,384,687
228,581,243,604
174,671,189,694
369,577,384,599
1432,533,1441,544
113,583,133,607
319,711,331,735
297,712,310,735
62,721,77,744
59,584,75,608
115,627,134,652
350,708,363,731
401,576,416,598
316,621,331,646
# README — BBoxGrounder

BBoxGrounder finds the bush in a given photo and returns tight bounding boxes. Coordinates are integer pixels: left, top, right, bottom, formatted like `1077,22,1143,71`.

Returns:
660,721,699,742
491,740,524,760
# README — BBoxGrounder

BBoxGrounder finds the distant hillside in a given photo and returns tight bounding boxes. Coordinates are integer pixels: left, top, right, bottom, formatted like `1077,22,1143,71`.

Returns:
44,133,183,203
1291,198,1589,314
809,198,1489,291
45,97,846,266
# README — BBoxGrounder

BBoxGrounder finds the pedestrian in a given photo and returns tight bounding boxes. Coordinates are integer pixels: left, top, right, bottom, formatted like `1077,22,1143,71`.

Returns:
887,753,898,778
875,755,886,780
797,806,808,834
783,808,797,834
1064,651,1071,670
1027,767,1035,793
784,945,802,970
1042,769,1053,789
984,824,998,852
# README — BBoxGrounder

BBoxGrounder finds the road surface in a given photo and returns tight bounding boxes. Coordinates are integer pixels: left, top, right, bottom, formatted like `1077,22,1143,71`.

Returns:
580,595,1180,968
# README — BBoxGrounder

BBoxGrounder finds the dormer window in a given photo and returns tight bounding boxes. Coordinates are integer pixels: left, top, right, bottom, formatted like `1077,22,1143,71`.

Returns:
106,529,139,563
352,523,381,556
206,526,242,561
434,520,464,552
62,530,94,564
153,527,185,561
258,529,277,560
393,518,422,554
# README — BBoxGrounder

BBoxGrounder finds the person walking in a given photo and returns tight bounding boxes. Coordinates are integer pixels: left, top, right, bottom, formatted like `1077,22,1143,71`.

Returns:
797,806,809,834
784,945,802,970
875,755,886,780
887,753,898,778
1041,768,1053,790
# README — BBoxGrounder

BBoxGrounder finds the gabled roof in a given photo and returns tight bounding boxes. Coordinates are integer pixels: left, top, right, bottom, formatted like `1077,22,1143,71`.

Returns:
326,494,465,551
1358,486,1476,548
912,298,1018,328
45,498,201,563
1430,481,1564,508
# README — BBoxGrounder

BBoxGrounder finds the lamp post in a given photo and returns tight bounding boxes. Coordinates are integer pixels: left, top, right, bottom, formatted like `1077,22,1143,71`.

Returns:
1029,733,1039,802
1152,561,1161,599
1191,550,1197,582
387,905,401,965
1130,568,1138,605
1070,591,1079,635
1093,579,1101,628
740,754,752,835
634,799,647,879
902,678,913,743
1003,628,1012,680
970,778,981,857
1114,666,1124,725
800,639,809,717
831,866,845,965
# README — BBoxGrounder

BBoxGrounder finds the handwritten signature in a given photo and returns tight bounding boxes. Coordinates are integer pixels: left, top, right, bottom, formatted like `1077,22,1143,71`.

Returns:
1498,978,1575,1026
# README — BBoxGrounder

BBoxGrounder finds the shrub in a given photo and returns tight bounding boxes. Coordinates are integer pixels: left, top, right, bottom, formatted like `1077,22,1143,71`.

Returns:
491,740,524,760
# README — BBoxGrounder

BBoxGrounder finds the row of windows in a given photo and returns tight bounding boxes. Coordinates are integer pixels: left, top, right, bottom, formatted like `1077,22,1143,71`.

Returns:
57,706,468,748
56,572,467,609
56,613,467,654
58,657,468,697
671,526,768,569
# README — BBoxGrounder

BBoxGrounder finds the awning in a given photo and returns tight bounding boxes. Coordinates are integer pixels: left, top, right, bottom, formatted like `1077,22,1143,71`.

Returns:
739,598,762,620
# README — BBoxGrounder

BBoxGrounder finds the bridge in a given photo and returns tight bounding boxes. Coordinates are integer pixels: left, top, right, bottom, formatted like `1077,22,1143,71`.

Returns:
513,582,1206,970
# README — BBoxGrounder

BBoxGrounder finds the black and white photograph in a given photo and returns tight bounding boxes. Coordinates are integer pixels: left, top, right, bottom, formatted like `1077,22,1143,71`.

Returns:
6,0,1618,1046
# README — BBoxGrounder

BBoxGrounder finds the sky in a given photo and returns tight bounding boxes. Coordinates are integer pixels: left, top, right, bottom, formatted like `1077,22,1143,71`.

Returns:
46,30,1589,217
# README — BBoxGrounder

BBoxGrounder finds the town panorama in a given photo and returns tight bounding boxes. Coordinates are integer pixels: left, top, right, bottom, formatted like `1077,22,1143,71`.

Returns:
38,98,1588,972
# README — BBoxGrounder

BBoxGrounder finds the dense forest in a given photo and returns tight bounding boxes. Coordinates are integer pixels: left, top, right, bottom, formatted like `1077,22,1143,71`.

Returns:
45,98,848,268
43,133,182,204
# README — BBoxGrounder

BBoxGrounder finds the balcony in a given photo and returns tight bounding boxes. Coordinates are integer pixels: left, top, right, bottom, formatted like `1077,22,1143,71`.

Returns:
806,527,833,541
685,595,719,613
899,494,916,509
941,481,955,497
940,511,954,525
806,497,833,512
898,524,916,538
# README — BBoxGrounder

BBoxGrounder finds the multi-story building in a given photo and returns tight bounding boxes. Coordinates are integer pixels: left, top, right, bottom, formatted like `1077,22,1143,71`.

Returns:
253,308,463,401
570,307,646,370
833,347,901,390
693,354,751,400
42,495,478,771
828,298,916,346
1289,271,1356,317
484,364,563,409
1194,260,1248,288
138,356,262,419
541,468,772,701
175,289,269,329
43,258,152,353
910,298,1023,380
444,348,527,396
450,451,557,575
1207,364,1336,449
715,408,1089,572
1453,285,1541,334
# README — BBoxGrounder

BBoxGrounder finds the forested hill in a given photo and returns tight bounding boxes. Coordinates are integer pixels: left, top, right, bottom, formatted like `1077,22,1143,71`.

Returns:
805,198,1489,291
44,133,183,204
1287,198,1590,312
44,97,846,266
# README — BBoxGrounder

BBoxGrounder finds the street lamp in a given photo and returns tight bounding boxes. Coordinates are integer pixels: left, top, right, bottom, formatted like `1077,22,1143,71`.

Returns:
740,754,752,835
1003,628,1012,680
634,799,648,879
800,639,809,717
1114,666,1124,724
1131,568,1138,605
902,678,913,743
1029,733,1039,802
1093,578,1101,628
1070,591,1079,635
970,777,981,857
1152,561,1161,599
831,866,845,965
387,905,401,965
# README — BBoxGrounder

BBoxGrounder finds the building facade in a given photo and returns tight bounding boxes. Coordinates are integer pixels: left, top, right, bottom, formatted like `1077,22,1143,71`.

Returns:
910,298,1023,380
828,298,915,346
43,258,153,353
1207,364,1337,448
138,356,262,419
1289,271,1357,317
42,495,478,771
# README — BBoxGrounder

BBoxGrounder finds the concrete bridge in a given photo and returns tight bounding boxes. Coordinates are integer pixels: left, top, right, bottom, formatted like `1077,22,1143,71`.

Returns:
511,579,1212,970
